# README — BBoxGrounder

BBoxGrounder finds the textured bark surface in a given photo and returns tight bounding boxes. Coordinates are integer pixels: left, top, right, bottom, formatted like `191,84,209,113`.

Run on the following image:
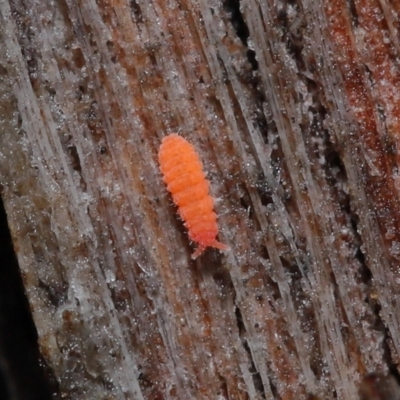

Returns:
1,0,400,399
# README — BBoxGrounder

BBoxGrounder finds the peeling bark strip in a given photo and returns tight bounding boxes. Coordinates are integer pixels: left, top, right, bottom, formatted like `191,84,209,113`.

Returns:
0,0,400,399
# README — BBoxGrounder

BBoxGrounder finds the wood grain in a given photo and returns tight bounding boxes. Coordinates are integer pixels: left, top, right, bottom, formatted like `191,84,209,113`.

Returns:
0,0,399,398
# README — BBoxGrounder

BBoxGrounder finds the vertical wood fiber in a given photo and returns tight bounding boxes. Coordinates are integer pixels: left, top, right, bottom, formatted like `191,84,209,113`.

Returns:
0,0,399,399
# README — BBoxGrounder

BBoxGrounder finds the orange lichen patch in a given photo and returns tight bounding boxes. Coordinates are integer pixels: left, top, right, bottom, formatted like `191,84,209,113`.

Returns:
158,134,229,259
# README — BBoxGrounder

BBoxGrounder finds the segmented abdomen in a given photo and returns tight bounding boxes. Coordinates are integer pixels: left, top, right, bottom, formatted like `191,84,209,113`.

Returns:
158,134,229,259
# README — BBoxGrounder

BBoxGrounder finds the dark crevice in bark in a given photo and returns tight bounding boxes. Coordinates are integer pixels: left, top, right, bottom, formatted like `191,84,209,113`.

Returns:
223,0,258,71
380,317,400,385
223,0,249,46
0,195,57,400
346,0,359,28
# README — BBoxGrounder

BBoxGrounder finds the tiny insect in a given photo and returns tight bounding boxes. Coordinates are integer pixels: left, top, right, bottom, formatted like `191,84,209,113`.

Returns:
158,133,230,259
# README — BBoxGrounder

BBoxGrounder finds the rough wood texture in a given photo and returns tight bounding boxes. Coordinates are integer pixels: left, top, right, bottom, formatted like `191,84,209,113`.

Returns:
0,0,399,399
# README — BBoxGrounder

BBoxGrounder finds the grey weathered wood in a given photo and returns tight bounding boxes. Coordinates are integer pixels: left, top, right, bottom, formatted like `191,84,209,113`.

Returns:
0,0,399,399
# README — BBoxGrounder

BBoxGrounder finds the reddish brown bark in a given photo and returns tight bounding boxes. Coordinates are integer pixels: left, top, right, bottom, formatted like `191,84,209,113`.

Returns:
1,0,400,399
